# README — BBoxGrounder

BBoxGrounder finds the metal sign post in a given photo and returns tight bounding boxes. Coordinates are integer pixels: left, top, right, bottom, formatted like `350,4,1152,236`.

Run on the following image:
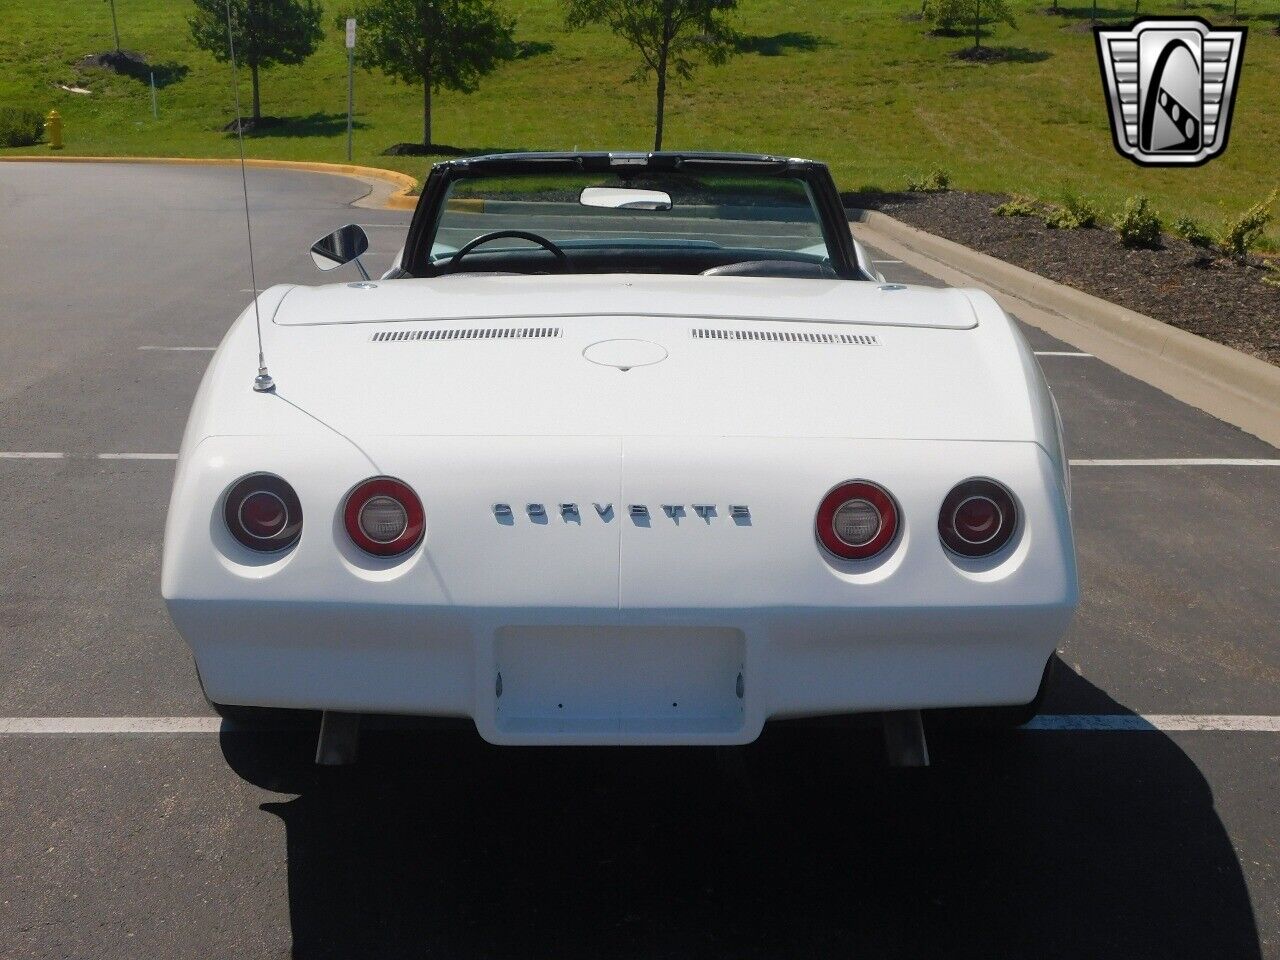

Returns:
345,18,356,162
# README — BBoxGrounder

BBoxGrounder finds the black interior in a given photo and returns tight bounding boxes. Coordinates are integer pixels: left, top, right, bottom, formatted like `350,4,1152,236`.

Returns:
443,230,569,272
424,245,837,279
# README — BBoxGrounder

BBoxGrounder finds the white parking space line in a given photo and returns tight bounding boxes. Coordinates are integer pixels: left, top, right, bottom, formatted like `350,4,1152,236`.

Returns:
1071,458,1280,466
0,717,224,734
872,259,903,264
1027,715,1280,732
1,714,1277,735
0,452,66,459
138,346,215,352
1035,351,1093,357
96,453,179,461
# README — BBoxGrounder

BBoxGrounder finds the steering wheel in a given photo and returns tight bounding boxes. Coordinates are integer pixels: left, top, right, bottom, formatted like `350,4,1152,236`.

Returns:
444,230,568,272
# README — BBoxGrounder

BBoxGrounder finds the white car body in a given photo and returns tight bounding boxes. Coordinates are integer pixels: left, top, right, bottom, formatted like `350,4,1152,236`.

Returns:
162,269,1078,746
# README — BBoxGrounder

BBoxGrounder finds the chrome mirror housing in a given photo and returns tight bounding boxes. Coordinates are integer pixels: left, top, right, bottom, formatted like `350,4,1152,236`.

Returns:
310,224,370,277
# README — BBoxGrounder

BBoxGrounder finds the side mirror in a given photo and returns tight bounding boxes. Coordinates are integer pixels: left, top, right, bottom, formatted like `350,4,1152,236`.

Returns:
310,224,370,277
579,186,672,211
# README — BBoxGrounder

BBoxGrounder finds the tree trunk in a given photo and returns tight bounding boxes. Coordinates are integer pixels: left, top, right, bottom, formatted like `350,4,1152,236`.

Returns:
109,0,121,52
1091,0,1097,23
654,57,667,151
653,13,671,152
422,71,433,148
249,61,261,121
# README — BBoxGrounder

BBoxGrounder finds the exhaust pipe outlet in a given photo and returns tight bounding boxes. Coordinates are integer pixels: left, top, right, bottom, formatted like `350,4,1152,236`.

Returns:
881,710,930,767
315,711,361,765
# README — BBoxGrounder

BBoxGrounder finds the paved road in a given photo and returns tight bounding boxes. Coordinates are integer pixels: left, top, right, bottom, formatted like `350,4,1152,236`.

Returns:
0,163,1276,959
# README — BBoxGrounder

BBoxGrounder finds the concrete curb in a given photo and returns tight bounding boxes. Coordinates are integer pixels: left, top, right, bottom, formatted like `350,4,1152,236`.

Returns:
850,209,1280,448
0,155,419,211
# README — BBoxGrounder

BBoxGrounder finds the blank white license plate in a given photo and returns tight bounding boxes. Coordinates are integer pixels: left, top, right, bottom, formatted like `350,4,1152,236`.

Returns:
494,626,745,735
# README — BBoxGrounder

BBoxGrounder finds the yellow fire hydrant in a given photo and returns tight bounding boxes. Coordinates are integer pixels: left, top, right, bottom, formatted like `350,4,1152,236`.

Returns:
45,110,63,150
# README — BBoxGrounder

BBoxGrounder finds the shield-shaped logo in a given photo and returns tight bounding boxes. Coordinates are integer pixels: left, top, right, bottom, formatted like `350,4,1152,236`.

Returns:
1095,17,1246,167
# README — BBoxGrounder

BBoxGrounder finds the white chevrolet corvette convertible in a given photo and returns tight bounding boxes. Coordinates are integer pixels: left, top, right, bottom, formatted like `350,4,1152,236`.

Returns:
162,152,1077,764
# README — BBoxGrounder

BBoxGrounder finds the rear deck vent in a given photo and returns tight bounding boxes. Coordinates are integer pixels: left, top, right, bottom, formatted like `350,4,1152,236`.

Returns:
371,326,562,342
692,328,879,345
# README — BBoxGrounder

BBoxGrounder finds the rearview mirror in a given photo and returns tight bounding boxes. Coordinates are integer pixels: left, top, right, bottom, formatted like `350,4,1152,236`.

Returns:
310,223,370,274
579,186,672,211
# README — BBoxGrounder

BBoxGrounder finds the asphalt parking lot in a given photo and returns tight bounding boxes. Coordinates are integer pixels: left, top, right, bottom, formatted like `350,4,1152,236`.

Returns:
1,162,1277,959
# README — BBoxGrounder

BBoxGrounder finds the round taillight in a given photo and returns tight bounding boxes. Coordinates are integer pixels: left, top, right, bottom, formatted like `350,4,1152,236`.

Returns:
939,479,1017,557
816,481,898,561
224,474,303,552
344,477,424,557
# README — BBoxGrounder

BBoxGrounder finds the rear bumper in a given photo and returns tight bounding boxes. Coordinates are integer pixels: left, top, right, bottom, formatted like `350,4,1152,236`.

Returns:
174,602,1072,745
164,433,1077,744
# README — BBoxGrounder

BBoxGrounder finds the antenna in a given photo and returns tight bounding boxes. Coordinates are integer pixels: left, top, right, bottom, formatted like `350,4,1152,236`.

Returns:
225,0,274,393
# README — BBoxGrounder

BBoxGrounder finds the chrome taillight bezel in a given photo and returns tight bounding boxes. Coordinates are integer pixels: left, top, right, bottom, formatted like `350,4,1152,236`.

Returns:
223,473,303,552
815,480,900,561
343,476,425,557
938,478,1018,558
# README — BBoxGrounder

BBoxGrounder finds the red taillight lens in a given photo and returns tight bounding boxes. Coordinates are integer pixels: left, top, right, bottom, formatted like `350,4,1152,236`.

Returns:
224,474,303,552
344,477,424,556
816,481,898,560
939,479,1017,557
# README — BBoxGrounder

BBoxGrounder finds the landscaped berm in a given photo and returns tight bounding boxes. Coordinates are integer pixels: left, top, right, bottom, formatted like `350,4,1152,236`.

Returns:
0,0,1275,228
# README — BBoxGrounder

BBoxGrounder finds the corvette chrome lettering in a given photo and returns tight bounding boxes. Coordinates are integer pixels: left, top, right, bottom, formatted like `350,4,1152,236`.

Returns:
494,502,747,523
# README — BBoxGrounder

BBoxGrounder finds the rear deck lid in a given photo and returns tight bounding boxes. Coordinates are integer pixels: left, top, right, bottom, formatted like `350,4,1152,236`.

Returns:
271,275,978,330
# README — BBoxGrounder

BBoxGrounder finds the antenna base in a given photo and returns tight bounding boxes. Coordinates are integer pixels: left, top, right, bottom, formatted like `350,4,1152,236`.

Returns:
253,372,276,392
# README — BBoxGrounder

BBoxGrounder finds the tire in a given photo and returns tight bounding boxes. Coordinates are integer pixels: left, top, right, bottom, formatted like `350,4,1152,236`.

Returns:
931,655,1056,731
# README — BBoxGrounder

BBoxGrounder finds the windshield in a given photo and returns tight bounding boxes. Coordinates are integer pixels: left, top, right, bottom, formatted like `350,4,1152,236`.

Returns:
424,171,836,279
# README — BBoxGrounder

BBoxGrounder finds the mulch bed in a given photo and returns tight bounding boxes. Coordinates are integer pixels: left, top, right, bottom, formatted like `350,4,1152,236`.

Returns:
222,116,286,134
75,50,149,75
845,190,1280,366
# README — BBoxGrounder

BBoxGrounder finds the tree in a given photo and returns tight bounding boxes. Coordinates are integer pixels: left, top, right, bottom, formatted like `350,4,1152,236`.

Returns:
970,0,1015,47
342,0,516,148
923,0,1014,48
565,0,739,151
189,0,323,121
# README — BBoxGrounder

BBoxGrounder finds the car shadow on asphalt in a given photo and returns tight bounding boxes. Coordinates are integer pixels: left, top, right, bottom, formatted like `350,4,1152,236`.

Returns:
220,666,1261,960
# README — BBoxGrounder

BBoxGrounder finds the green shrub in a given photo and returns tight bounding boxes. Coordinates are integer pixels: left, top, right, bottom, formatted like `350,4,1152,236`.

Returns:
1044,193,1100,229
922,0,967,32
1219,191,1277,260
1173,215,1213,248
993,195,1038,217
1114,195,1162,249
0,105,43,147
906,168,950,192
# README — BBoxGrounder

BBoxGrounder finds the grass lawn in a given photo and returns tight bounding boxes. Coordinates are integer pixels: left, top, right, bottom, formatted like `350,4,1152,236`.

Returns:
1,0,1277,237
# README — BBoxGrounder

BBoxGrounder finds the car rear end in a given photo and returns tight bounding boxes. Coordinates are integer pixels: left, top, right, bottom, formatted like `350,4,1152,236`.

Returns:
164,429,1075,745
